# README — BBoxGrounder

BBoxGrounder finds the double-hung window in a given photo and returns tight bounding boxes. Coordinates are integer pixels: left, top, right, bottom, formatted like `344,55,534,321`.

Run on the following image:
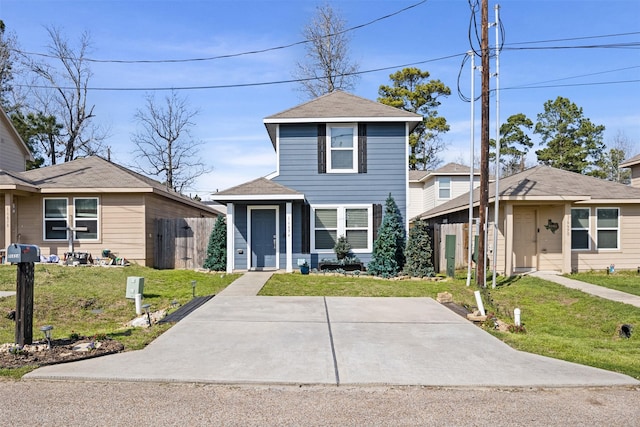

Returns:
571,208,590,250
44,198,69,240
312,205,372,252
327,124,357,173
596,208,619,250
438,177,451,199
74,198,99,240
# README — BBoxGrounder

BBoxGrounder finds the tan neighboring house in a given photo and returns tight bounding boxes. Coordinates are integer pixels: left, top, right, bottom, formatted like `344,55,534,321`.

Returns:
620,153,640,188
1,156,219,266
408,163,480,220
0,107,33,172
418,165,640,275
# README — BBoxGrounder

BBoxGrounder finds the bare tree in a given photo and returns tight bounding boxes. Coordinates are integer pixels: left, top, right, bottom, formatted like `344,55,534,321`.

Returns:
131,91,210,193
0,20,24,112
294,3,359,98
26,27,106,164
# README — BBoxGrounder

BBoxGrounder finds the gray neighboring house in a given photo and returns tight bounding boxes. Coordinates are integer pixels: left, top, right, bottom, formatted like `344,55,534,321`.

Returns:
213,91,422,273
418,165,640,275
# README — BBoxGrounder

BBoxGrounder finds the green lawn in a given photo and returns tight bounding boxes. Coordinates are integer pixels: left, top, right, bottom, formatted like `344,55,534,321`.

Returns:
2,266,639,381
0,264,239,355
565,270,640,297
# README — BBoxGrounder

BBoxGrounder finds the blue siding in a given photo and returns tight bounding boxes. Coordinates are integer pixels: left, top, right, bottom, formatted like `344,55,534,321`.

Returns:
233,205,248,270
274,122,407,219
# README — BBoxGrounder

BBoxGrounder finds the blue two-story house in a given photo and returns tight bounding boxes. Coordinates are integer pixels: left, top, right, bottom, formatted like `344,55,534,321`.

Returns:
212,91,422,273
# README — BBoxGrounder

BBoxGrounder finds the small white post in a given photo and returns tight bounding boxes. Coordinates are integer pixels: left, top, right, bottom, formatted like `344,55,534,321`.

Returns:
514,308,521,326
135,293,142,315
474,290,486,316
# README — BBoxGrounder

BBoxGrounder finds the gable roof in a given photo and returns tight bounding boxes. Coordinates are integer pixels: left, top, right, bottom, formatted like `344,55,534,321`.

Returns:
418,165,640,220
409,163,480,183
620,153,640,168
212,177,305,202
17,156,216,212
263,91,423,146
0,169,38,193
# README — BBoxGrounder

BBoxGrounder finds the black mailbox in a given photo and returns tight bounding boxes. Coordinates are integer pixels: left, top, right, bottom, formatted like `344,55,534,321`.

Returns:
6,244,40,264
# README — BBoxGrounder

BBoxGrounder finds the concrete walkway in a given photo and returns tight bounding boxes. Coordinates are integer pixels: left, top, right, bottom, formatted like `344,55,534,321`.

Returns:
0,291,16,298
529,271,640,308
25,271,638,387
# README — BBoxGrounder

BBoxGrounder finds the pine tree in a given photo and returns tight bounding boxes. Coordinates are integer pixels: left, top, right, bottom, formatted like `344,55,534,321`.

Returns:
203,216,226,271
368,194,406,277
404,219,435,277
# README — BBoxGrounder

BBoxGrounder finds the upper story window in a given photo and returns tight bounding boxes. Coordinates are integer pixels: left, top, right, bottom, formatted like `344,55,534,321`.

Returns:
571,208,590,250
327,124,357,173
44,198,68,240
596,208,619,250
438,177,451,199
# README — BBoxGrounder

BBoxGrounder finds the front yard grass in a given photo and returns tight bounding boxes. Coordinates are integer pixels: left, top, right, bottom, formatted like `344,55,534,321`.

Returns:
262,272,640,380
0,264,239,377
2,266,638,380
565,270,640,297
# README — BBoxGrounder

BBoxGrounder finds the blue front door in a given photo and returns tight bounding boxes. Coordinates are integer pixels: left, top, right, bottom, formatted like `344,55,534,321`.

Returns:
251,209,277,269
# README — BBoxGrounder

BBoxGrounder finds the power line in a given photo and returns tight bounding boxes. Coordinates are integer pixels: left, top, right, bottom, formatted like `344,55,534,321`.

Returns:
505,31,640,46
501,79,640,91
16,53,466,92
12,0,427,64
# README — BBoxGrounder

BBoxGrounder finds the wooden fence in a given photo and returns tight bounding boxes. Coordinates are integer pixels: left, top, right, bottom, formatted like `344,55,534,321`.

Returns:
154,217,217,269
433,222,477,273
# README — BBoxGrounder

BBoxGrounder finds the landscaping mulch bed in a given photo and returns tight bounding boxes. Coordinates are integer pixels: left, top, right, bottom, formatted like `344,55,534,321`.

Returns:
0,337,124,369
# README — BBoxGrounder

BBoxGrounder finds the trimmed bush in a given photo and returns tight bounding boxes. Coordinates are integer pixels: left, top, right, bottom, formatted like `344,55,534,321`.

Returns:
404,219,435,277
203,216,226,271
368,194,406,277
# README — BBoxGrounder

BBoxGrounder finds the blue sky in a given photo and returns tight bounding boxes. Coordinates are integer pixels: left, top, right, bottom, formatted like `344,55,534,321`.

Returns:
3,0,639,199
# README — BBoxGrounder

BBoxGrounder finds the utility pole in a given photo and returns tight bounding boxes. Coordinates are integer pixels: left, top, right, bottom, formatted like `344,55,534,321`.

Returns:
477,0,490,287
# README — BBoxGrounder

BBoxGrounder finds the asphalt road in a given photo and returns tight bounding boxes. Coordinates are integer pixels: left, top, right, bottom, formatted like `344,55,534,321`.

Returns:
2,380,639,426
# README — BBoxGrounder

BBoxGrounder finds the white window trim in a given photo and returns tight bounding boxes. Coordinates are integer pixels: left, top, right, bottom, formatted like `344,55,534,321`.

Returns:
73,197,100,241
595,207,620,251
311,204,372,254
437,176,451,200
326,123,358,173
43,197,69,241
571,207,591,251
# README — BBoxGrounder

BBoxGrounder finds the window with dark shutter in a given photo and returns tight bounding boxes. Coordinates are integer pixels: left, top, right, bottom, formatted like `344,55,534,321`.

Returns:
301,203,311,254
317,124,326,174
358,123,367,173
373,203,383,241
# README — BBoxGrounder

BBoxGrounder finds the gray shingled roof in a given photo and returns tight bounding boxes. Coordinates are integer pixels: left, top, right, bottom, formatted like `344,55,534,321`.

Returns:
263,91,422,146
0,170,37,191
408,163,479,183
212,177,304,201
21,156,164,190
15,156,216,212
418,165,640,220
620,153,640,168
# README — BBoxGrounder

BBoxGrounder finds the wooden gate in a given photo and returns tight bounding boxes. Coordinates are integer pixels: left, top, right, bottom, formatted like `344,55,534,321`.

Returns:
154,217,217,269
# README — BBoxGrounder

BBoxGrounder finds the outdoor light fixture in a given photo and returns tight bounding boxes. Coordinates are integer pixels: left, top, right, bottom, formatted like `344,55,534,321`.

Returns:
142,303,151,326
40,325,53,349
191,280,197,298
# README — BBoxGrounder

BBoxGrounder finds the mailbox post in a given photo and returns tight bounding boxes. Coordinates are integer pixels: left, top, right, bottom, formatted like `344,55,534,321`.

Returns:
7,244,40,346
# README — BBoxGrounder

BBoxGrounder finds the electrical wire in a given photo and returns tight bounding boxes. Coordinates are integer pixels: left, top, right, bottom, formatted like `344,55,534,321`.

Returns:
13,0,428,64
15,53,466,92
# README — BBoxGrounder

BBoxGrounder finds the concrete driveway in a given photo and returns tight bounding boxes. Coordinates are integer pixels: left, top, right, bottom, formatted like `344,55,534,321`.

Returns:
25,295,638,387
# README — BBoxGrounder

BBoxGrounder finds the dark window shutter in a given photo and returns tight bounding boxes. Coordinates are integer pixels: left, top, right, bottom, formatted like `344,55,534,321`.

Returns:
373,203,383,241
317,124,326,174
301,203,311,254
358,123,367,173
